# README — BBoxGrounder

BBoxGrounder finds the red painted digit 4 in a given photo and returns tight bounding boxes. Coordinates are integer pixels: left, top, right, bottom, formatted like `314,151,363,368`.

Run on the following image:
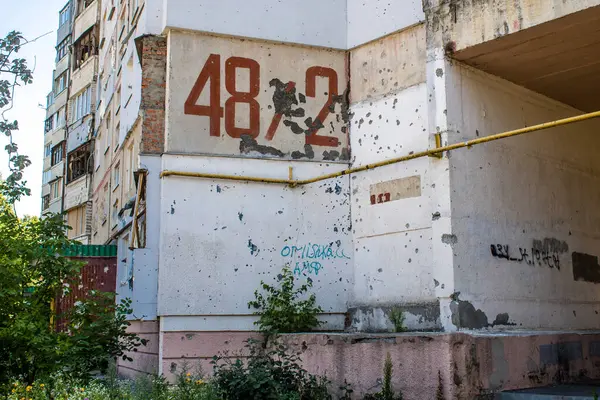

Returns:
184,54,223,137
184,54,261,138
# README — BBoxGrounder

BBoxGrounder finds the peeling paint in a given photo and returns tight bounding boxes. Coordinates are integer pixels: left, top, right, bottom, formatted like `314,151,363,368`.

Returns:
442,234,458,245
291,144,315,160
239,134,285,157
450,297,488,330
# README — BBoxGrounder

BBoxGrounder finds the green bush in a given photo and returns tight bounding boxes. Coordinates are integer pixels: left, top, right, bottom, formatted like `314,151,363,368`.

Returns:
388,308,407,333
4,370,220,400
60,294,147,379
211,338,331,400
248,266,323,335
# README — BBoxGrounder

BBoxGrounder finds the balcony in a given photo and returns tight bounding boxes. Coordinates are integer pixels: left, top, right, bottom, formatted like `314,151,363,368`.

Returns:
50,126,66,146
73,0,98,41
46,91,67,122
71,55,97,97
65,174,91,210
50,160,64,182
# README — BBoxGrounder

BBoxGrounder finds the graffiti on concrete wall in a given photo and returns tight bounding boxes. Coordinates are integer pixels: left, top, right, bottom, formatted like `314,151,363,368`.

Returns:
489,238,568,270
281,241,351,276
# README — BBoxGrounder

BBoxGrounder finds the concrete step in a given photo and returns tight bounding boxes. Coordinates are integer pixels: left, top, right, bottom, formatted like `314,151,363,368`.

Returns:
498,385,600,400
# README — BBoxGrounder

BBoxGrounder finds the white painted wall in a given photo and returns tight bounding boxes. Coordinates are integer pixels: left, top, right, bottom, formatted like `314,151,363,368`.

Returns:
348,84,439,331
121,154,161,321
157,154,353,330
161,0,347,49
447,63,600,330
347,0,424,48
118,30,142,144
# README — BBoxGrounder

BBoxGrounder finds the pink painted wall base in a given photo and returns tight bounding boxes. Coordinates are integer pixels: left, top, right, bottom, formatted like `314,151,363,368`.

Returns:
123,328,600,399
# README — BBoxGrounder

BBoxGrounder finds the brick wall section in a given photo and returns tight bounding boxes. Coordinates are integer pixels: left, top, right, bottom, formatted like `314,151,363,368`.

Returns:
139,35,167,154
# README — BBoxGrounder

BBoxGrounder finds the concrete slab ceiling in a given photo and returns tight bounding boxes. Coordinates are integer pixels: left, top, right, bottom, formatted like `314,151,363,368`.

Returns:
453,5,600,113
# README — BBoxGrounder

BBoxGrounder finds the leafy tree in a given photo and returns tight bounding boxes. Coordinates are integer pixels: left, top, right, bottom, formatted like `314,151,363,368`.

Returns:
0,31,33,204
0,31,145,390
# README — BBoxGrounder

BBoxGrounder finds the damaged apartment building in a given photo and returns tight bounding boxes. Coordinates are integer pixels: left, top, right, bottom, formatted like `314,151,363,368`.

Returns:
41,0,600,397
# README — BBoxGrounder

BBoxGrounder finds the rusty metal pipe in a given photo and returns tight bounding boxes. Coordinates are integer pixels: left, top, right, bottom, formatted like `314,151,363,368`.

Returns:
160,110,600,186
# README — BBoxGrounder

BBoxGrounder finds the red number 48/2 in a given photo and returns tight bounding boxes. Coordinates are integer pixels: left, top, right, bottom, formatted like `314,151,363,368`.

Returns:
184,54,339,147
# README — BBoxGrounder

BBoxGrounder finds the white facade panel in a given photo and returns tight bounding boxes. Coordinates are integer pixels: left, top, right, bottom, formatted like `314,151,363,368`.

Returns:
157,154,353,325
347,0,424,48
162,0,347,49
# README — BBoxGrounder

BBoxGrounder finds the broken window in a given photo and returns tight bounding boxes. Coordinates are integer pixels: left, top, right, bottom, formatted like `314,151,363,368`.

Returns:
42,195,50,211
67,142,91,182
73,27,98,70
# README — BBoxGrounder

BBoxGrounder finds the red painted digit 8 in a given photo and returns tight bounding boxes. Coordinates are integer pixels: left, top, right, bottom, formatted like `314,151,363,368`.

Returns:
225,57,260,138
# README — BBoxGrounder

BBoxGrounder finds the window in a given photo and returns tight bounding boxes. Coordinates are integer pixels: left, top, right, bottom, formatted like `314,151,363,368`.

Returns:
55,107,65,129
46,92,54,108
67,142,91,182
59,4,71,26
56,38,69,62
111,198,119,228
44,143,52,157
129,0,139,23
102,183,109,225
73,27,98,70
51,143,64,166
44,116,54,133
104,113,112,154
42,170,51,185
55,72,68,94
73,86,92,121
127,143,134,190
42,195,50,211
67,205,86,238
50,179,61,200
114,122,120,150
113,163,120,189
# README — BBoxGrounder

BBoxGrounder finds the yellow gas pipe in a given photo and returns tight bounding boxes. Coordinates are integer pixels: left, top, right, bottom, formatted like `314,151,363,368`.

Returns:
160,110,600,186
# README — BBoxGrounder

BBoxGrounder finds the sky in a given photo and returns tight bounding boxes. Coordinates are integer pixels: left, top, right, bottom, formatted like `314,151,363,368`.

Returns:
0,0,67,217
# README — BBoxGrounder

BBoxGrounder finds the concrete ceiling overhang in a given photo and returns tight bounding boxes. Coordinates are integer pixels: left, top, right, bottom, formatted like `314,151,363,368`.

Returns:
452,5,600,112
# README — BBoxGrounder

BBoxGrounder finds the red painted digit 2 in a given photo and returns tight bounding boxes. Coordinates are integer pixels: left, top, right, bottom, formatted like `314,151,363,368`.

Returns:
184,54,260,138
305,67,339,147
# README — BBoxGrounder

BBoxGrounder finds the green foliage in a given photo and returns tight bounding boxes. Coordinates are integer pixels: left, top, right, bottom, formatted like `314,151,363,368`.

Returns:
0,31,33,203
4,370,221,400
363,353,403,400
60,294,148,379
248,266,323,334
0,30,146,390
0,199,82,388
388,308,406,333
211,338,331,400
